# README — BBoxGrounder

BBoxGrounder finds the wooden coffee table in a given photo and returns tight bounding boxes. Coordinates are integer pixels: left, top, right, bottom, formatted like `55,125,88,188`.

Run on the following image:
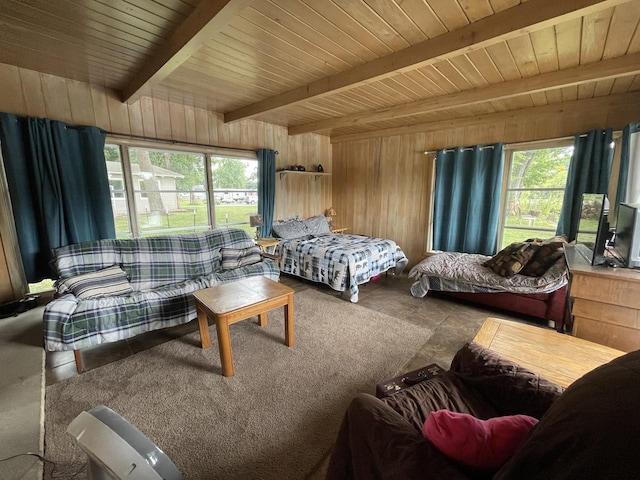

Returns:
193,276,295,377
473,317,624,387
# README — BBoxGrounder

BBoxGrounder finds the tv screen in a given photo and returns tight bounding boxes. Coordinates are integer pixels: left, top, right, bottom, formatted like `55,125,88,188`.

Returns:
614,203,640,268
575,193,610,266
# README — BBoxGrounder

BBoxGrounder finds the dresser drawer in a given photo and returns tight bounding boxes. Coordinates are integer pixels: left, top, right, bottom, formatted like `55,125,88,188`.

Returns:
572,315,640,352
572,298,640,330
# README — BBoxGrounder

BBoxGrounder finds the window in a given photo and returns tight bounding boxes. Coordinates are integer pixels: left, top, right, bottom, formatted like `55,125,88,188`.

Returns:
105,141,259,238
499,143,573,248
109,179,125,198
211,157,259,229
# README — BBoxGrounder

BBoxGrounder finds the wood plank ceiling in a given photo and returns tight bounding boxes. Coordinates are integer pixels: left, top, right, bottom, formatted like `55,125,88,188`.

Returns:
1,0,639,141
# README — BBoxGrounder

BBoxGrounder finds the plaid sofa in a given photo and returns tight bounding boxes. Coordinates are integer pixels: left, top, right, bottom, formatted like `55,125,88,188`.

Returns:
43,228,279,352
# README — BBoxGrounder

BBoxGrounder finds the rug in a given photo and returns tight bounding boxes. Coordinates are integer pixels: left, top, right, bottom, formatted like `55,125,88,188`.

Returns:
44,289,434,479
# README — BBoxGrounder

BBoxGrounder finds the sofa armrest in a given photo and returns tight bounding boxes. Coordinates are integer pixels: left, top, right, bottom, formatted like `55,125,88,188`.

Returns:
450,342,564,419
326,393,470,480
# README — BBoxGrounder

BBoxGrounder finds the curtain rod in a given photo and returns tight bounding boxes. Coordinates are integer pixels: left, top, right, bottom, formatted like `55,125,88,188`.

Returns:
103,131,279,154
423,145,496,155
423,129,623,155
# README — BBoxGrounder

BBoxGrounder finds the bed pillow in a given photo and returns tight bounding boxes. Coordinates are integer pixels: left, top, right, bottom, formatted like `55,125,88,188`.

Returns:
303,215,331,235
59,265,133,299
221,246,262,270
484,242,540,277
422,410,538,470
272,218,308,239
520,237,567,277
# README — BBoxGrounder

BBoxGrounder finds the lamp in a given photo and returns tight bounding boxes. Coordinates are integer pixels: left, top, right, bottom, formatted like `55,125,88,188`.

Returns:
325,207,337,228
249,214,263,240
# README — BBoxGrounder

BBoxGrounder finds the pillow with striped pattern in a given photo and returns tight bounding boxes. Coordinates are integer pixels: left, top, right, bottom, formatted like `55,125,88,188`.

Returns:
221,246,262,270
60,265,133,299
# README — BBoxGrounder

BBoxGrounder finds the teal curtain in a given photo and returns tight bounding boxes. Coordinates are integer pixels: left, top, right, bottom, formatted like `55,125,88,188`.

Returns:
257,148,276,237
557,129,613,241
433,144,504,255
616,121,640,206
0,113,114,282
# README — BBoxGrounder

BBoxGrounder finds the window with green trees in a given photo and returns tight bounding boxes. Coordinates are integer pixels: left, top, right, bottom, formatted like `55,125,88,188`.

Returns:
104,142,259,238
500,143,573,248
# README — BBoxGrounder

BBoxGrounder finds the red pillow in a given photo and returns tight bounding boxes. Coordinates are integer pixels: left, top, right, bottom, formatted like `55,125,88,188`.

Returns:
422,410,538,469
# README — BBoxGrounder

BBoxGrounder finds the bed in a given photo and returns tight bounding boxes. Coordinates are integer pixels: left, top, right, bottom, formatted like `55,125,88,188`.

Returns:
272,216,408,302
408,247,569,331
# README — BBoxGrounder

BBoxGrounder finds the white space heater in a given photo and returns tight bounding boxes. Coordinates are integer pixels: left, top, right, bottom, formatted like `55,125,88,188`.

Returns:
66,405,182,480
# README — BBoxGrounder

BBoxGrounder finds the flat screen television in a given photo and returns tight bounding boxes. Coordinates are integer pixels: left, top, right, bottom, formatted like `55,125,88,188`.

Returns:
575,193,610,266
613,203,640,269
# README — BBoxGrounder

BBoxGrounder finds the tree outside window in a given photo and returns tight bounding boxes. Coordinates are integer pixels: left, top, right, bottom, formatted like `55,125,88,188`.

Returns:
500,146,573,248
103,144,259,238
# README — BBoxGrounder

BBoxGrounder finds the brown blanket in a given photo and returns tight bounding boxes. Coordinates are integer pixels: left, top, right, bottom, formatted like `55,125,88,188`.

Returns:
325,342,564,480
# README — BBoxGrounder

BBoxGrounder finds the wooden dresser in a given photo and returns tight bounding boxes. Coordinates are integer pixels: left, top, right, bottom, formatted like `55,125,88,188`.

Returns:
565,244,640,352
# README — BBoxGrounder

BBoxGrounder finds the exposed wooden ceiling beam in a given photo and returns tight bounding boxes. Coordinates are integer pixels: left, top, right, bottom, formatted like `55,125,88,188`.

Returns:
289,53,640,135
330,92,640,144
224,0,628,124
120,0,251,105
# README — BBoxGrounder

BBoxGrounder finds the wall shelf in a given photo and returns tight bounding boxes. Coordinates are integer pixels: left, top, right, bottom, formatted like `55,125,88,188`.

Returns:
277,170,331,180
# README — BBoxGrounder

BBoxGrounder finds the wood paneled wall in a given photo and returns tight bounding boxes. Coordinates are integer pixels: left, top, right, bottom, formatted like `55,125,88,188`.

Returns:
333,105,640,269
0,63,331,301
333,136,433,270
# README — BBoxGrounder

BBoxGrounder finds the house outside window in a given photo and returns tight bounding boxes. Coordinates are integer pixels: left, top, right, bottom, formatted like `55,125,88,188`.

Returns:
104,142,259,239
499,142,573,248
108,179,124,198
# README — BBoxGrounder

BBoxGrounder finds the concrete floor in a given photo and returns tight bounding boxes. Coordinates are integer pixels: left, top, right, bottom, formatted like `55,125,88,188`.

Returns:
0,307,45,480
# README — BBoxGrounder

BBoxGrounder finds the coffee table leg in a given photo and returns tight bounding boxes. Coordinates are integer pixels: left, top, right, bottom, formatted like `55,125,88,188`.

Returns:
215,316,234,377
259,312,267,327
284,294,294,347
197,306,211,349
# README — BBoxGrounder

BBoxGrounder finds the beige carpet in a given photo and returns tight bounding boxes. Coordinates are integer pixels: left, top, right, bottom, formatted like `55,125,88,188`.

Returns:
44,289,434,479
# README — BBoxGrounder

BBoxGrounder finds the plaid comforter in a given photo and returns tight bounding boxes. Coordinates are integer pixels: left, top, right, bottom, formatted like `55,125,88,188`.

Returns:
44,229,280,351
277,234,408,302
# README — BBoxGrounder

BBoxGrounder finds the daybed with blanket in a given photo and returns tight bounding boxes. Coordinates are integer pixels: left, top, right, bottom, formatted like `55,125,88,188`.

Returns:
43,228,279,372
326,341,640,480
409,240,569,330
271,216,408,302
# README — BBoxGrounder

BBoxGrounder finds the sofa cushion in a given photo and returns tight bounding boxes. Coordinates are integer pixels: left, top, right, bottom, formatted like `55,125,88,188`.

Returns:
52,239,121,279
423,410,537,469
483,242,540,277
58,265,133,299
221,246,262,270
450,342,564,419
381,374,501,434
327,392,472,480
213,257,280,285
117,229,252,290
494,349,640,480
44,278,206,351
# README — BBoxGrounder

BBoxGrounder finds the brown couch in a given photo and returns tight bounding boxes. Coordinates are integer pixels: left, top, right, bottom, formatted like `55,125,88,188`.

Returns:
326,341,640,480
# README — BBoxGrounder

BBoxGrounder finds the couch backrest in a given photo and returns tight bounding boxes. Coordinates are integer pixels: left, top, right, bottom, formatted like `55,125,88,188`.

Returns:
52,228,256,291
